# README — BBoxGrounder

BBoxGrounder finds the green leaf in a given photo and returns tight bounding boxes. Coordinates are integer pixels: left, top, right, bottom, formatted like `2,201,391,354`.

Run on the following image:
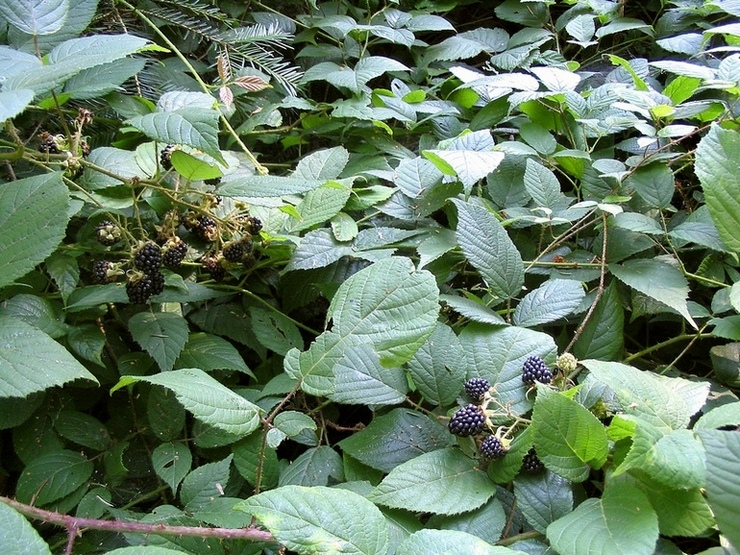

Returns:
152,442,192,493
698,430,740,550
547,484,659,555
274,411,317,439
233,433,279,489
572,281,624,360
328,343,408,406
294,146,349,180
286,257,438,395
107,547,206,555
0,314,98,398
523,159,565,209
513,279,585,327
112,368,261,437
694,401,740,430
426,498,507,545
286,228,354,271
179,455,232,512
279,445,343,487
15,450,93,506
0,0,68,35
54,411,110,451
339,408,453,473
406,322,465,406
128,312,189,372
0,89,34,122
624,164,675,209
514,473,573,535
634,477,714,537
0,293,66,338
170,150,222,181
0,501,52,555
452,199,524,300
67,323,106,367
423,149,504,192
459,324,557,416
287,183,352,232
531,387,608,481
397,529,525,555
369,448,496,515
175,332,253,376
237,485,390,555
249,307,303,356
695,124,740,252
609,258,696,329
438,294,506,325
0,172,70,289
582,360,709,430
126,108,223,165
302,57,409,94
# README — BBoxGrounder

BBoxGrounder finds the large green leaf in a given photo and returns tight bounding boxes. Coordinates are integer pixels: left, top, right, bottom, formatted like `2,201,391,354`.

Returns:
128,312,189,372
0,314,97,398
127,109,223,164
513,279,585,327
547,484,659,555
514,473,573,535
0,0,68,35
278,445,343,487
339,408,453,473
531,387,609,482
15,450,93,506
328,344,408,406
112,369,261,437
397,529,526,555
452,199,524,300
583,360,709,431
0,501,52,555
179,455,233,512
175,332,253,376
287,183,352,232
368,448,496,515
695,124,740,252
295,146,349,180
151,442,192,493
0,89,34,123
285,257,438,395
237,485,390,555
609,258,696,328
406,322,465,406
302,56,409,93
698,430,740,550
572,281,624,360
0,172,69,289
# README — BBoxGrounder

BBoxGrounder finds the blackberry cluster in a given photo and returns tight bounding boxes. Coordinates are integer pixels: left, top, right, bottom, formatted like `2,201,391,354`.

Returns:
448,404,485,437
184,214,218,242
464,377,490,401
160,144,176,170
521,448,544,474
39,133,62,154
245,215,263,235
223,237,253,263
522,356,552,385
92,260,113,284
480,436,506,460
162,237,188,269
96,220,121,246
134,242,162,273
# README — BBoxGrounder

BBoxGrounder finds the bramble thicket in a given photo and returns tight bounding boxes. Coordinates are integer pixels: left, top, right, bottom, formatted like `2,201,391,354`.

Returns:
1,0,740,554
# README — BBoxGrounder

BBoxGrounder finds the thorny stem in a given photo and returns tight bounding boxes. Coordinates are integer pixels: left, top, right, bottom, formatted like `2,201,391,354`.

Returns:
565,212,609,356
0,496,274,548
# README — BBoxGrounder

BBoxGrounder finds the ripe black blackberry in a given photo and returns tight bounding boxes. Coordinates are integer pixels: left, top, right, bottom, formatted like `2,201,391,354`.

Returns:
92,260,113,284
521,448,545,474
150,271,166,296
448,404,485,437
96,220,120,246
126,274,155,304
246,215,263,235
162,237,188,269
522,356,552,385
480,436,506,460
202,256,226,281
160,144,176,170
464,377,490,401
134,242,162,273
223,237,253,263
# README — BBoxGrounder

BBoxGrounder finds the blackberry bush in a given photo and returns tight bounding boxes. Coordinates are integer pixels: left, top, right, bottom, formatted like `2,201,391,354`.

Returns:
522,356,552,385
448,404,485,437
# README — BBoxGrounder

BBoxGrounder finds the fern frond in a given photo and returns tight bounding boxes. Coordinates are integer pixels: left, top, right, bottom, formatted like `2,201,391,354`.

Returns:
141,5,222,41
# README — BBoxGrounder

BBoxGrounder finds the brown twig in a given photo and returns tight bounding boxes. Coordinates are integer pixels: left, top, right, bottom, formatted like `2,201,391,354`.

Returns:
0,496,274,547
